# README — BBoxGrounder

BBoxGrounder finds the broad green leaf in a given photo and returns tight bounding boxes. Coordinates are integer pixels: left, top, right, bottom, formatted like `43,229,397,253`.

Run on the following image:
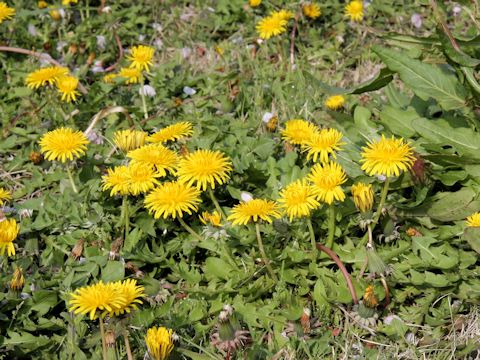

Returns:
426,188,480,221
101,261,125,282
204,257,234,280
462,228,480,254
379,106,418,137
373,46,467,110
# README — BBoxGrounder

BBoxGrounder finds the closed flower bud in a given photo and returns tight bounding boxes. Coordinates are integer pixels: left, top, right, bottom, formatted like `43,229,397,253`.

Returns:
10,267,25,292
71,239,84,260
29,151,43,165
351,182,374,213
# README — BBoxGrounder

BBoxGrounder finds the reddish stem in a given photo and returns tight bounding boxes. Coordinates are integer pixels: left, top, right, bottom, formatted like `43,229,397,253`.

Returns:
316,244,358,304
104,30,124,72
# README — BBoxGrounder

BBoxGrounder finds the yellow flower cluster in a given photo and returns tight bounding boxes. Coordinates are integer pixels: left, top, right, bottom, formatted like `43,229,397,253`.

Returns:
68,279,144,320
26,66,80,102
0,218,20,257
0,2,15,23
105,45,155,84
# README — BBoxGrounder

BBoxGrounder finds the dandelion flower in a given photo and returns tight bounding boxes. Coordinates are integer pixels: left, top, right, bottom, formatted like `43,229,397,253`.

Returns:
68,281,127,320
118,67,141,84
351,182,374,212
278,179,320,221
0,218,19,257
102,166,131,197
345,0,363,22
127,163,161,196
0,2,15,23
144,181,201,219
0,187,12,206
10,267,24,291
57,75,79,102
113,129,147,152
199,211,222,227
62,0,78,5
325,95,345,110
108,279,144,316
249,0,261,7
127,45,155,72
360,135,415,177
127,144,177,177
147,122,193,143
39,127,89,163
103,73,117,84
308,162,347,204
303,3,321,19
256,15,287,40
281,119,319,145
271,9,294,21
145,327,175,360
25,66,69,89
38,1,48,9
466,212,480,227
228,199,281,225
303,128,345,163
176,149,232,191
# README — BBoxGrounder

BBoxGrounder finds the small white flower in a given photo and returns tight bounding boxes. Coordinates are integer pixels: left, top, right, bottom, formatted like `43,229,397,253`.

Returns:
58,9,66,18
139,85,156,98
152,23,163,32
101,6,111,14
153,38,163,50
18,209,34,220
56,41,67,53
411,13,422,29
181,47,192,58
183,86,196,96
384,314,402,325
452,4,461,15
91,60,104,74
96,35,106,51
28,24,37,37
86,130,104,145
138,34,146,42
376,174,387,182
240,192,253,202
262,112,275,123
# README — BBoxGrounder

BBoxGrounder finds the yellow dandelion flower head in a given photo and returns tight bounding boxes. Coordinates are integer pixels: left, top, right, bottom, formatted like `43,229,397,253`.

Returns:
118,67,141,84
144,181,201,219
325,95,345,110
249,0,261,7
271,9,294,21
147,122,193,144
228,199,281,226
345,0,363,22
39,127,89,163
281,119,319,146
127,163,161,196
108,279,144,316
25,66,69,89
176,149,232,191
0,2,15,23
127,144,178,178
308,162,347,204
68,281,127,320
466,212,480,227
62,0,78,5
103,73,117,84
57,75,79,102
278,179,320,221
360,135,415,177
303,3,321,19
113,129,147,152
256,15,287,40
102,166,130,197
145,326,175,360
127,45,155,72
10,267,25,291
38,1,48,9
199,211,222,227
303,128,345,163
0,218,19,257
351,182,374,212
0,187,12,206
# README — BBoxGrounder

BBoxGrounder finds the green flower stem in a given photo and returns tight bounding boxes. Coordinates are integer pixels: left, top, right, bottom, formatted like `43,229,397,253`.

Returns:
326,204,336,250
359,178,390,247
178,217,202,241
65,165,78,193
140,78,148,120
122,196,130,240
208,187,226,218
86,0,90,19
255,223,278,282
306,217,317,258
98,318,107,360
